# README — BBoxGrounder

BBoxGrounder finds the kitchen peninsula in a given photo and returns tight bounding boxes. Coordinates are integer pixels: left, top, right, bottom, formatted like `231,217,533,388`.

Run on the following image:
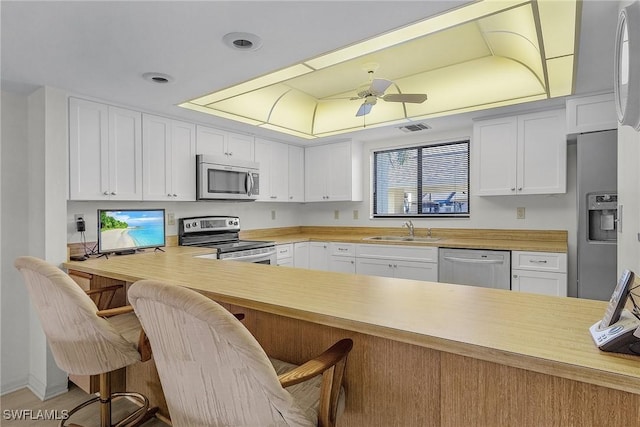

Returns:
64,247,640,426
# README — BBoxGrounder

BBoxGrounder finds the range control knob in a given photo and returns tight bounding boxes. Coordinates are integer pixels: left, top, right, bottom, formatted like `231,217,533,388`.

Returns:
192,222,197,228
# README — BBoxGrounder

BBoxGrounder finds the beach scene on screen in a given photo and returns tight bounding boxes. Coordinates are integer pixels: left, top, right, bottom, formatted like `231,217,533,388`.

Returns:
100,210,165,251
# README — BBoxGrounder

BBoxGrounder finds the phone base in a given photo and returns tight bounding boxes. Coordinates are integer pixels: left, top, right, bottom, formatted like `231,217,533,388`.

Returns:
590,309,640,355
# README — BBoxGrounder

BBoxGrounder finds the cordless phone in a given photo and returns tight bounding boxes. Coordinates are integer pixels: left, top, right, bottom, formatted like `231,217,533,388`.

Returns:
589,270,640,355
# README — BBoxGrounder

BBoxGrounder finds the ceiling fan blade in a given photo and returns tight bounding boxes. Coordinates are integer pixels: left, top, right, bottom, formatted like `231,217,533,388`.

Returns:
382,93,428,103
356,103,373,117
370,78,392,94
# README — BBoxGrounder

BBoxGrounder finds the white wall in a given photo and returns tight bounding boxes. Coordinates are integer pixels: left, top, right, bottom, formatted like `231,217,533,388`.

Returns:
1,88,69,398
67,201,302,244
1,91,31,394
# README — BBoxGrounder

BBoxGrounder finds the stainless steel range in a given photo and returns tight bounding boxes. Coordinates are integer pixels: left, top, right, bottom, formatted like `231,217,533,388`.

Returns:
178,216,276,264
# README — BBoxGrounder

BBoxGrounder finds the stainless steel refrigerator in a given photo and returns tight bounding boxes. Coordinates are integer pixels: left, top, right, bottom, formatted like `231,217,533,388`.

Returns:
577,130,618,300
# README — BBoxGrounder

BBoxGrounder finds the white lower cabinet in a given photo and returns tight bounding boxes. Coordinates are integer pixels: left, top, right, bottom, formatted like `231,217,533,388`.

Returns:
276,244,294,267
309,242,330,271
511,251,567,296
294,242,309,268
355,244,438,282
329,243,356,273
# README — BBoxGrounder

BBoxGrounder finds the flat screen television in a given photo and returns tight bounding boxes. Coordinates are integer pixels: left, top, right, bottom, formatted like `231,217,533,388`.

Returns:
98,209,166,255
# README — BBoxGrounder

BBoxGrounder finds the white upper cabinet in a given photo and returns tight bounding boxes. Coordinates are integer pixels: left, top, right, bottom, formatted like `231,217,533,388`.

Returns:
142,114,196,201
288,145,305,202
254,138,289,202
305,141,363,202
196,125,254,161
565,92,617,134
69,98,142,201
473,109,566,196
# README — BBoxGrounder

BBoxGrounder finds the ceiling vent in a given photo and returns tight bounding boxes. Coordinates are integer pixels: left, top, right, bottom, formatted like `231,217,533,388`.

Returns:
398,123,431,133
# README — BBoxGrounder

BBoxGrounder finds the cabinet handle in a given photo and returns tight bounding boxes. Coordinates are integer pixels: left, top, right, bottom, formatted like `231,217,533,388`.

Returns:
270,196,277,199
388,264,393,268
518,187,522,191
394,264,398,268
513,274,518,278
228,152,233,156
510,188,516,191
173,194,177,197
167,193,172,197
289,196,293,199
529,260,548,264
103,191,109,196
110,192,116,196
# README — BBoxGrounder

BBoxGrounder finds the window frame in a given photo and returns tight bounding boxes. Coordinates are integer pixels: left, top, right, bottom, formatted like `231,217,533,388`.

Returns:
372,139,470,219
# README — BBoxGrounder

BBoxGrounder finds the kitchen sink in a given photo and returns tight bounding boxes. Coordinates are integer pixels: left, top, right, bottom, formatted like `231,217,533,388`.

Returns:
363,236,441,242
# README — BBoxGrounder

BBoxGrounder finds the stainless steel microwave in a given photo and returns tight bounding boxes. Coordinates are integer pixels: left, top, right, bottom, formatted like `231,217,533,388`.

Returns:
196,154,260,201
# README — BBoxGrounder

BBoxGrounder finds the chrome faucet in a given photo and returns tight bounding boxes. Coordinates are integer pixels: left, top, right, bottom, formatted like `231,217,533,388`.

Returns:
403,220,415,237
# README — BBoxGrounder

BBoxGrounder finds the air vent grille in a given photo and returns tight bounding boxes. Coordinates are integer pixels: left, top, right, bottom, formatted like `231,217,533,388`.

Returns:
398,123,431,132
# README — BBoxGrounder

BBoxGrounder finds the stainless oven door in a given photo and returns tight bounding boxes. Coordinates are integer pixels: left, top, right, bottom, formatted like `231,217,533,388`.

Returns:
219,248,277,265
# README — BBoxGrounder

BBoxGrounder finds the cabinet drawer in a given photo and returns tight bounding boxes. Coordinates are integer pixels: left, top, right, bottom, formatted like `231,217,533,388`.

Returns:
356,244,438,262
511,251,567,273
276,244,293,260
330,243,356,257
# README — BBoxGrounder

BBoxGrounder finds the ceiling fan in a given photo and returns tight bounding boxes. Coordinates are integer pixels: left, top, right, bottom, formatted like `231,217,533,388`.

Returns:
346,69,428,117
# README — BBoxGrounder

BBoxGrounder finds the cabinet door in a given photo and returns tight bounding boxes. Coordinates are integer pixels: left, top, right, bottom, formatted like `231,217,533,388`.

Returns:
512,269,567,296
142,114,172,200
196,125,227,156
308,242,329,271
69,98,109,200
394,260,438,282
288,145,305,202
170,120,196,201
473,116,518,196
227,132,254,161
328,141,352,201
305,145,328,201
108,106,142,200
330,256,356,273
356,258,395,278
254,139,272,201
255,138,288,202
270,142,289,201
294,242,309,268
517,110,566,195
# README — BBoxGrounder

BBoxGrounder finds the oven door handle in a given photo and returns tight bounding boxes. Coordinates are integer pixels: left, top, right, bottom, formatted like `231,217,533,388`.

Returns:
227,251,274,262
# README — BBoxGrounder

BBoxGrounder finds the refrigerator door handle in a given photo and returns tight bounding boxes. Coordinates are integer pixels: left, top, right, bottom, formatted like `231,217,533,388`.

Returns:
617,204,623,233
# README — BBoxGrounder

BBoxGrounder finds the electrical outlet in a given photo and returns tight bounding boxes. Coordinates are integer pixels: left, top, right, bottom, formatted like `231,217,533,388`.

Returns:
516,207,526,219
353,210,359,220
271,210,276,220
334,210,340,220
167,212,175,226
74,214,85,232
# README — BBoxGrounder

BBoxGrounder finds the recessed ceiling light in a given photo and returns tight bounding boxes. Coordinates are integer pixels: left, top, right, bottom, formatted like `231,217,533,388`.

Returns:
142,72,174,84
223,32,263,51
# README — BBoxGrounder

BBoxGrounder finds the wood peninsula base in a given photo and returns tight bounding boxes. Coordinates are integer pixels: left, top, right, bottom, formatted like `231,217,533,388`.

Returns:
63,249,640,427
128,303,640,426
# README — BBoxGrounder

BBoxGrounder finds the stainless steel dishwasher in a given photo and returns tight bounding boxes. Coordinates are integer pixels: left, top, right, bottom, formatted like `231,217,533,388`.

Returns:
438,248,511,290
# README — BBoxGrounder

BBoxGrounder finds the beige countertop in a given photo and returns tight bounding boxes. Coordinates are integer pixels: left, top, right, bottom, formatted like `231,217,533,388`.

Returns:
63,246,638,395
240,226,569,253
